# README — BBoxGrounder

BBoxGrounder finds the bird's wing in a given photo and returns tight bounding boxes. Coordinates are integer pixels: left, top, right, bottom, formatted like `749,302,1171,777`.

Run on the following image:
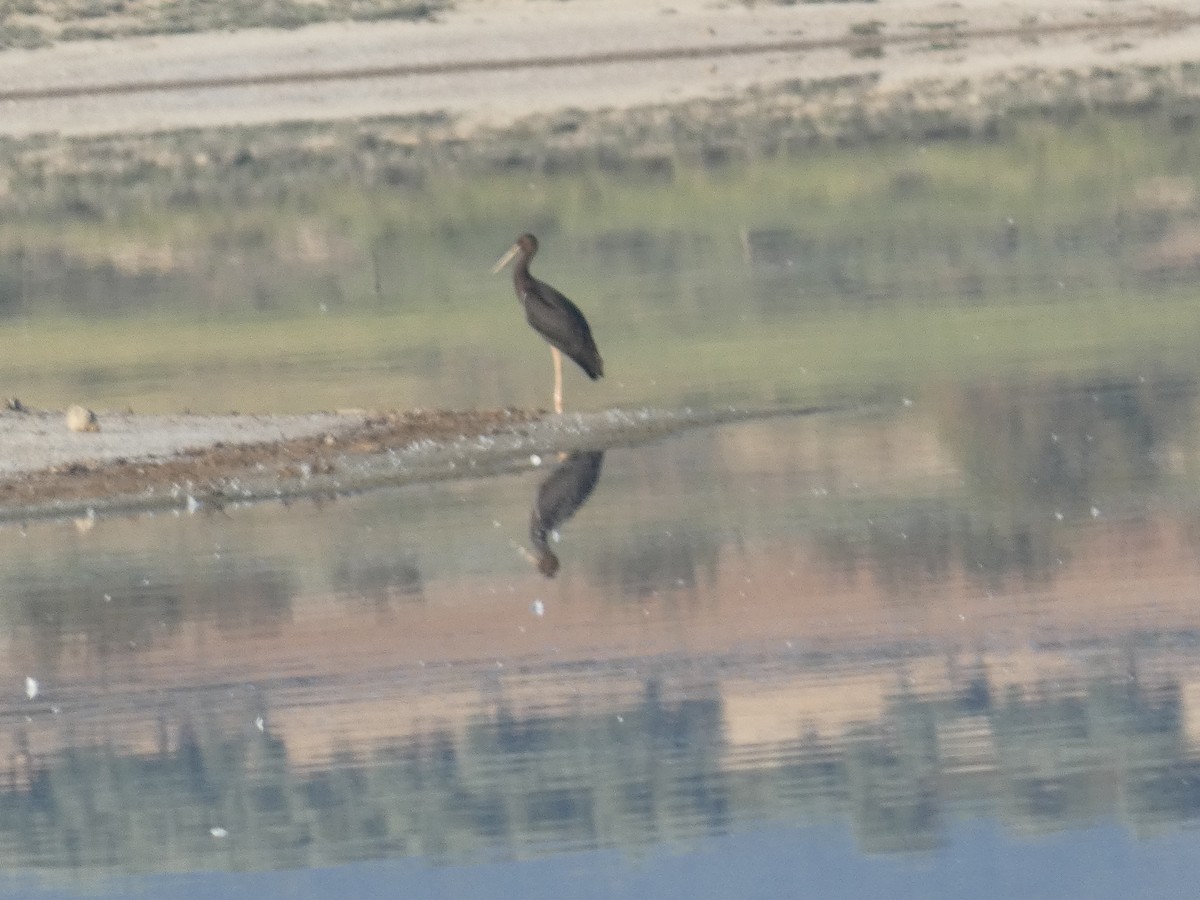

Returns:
523,282,596,356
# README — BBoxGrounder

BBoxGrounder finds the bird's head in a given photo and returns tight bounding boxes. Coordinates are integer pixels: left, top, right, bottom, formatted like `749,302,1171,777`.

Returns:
491,233,539,273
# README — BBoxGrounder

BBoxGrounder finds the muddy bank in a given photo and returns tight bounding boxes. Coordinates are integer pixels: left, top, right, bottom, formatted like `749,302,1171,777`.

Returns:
0,404,844,522
0,406,540,520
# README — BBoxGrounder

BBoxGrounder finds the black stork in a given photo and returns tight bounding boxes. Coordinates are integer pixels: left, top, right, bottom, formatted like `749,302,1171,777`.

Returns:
492,233,603,414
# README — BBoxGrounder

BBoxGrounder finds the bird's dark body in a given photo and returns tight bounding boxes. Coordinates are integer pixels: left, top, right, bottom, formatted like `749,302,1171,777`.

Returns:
515,271,604,380
498,233,603,381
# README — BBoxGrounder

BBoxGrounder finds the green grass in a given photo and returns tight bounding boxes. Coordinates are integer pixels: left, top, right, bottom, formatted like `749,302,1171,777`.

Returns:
2,279,1197,414
1,104,1198,412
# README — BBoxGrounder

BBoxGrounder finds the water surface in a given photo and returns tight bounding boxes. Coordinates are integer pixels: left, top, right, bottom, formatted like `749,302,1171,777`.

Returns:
2,98,1200,897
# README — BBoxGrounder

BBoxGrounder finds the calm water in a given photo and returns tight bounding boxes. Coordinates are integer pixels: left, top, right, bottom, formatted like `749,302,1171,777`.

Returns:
3,99,1200,897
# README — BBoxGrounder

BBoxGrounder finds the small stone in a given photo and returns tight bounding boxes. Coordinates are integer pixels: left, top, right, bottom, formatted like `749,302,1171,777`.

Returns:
66,405,100,433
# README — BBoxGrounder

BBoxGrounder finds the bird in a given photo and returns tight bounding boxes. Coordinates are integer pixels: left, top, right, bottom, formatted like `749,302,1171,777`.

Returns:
529,450,605,577
492,233,603,414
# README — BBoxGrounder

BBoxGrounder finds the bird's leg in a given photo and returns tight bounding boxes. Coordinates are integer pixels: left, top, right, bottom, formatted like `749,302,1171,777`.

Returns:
552,346,563,415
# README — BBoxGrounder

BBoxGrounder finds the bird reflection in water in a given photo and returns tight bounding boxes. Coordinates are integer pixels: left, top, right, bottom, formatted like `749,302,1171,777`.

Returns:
528,450,605,577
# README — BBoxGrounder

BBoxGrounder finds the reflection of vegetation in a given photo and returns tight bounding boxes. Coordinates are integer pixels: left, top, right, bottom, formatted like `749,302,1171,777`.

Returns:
809,373,1200,592
0,556,294,671
814,503,1064,594
0,0,448,49
332,552,424,606
3,655,1198,874
941,375,1196,512
591,527,722,600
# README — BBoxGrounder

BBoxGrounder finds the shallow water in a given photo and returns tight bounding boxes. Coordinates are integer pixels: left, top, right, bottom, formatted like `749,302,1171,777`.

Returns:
3,99,1200,896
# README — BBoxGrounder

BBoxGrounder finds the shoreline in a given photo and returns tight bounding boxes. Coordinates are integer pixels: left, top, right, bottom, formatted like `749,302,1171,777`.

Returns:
0,404,843,522
0,406,540,520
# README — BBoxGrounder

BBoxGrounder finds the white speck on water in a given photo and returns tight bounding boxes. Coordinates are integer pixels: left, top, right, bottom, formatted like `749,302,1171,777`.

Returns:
530,454,542,466
1051,432,1059,442
902,397,914,407
210,827,228,838
1054,511,1064,521
532,600,545,617
24,677,37,700
492,520,501,528
103,593,112,602
1090,506,1100,518
616,715,624,723
254,716,265,732
186,495,201,513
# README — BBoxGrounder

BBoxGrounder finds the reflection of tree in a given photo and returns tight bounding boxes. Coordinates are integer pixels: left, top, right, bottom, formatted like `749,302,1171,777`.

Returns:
590,527,721,600
812,504,1062,595
0,556,295,674
811,376,1199,593
332,553,424,609
3,658,1200,875
941,375,1195,511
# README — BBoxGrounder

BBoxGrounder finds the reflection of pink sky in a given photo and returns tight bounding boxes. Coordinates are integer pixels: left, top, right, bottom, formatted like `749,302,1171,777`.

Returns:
5,505,1200,774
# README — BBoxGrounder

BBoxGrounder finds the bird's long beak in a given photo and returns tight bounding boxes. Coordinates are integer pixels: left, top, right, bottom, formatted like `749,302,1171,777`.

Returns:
491,243,519,274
